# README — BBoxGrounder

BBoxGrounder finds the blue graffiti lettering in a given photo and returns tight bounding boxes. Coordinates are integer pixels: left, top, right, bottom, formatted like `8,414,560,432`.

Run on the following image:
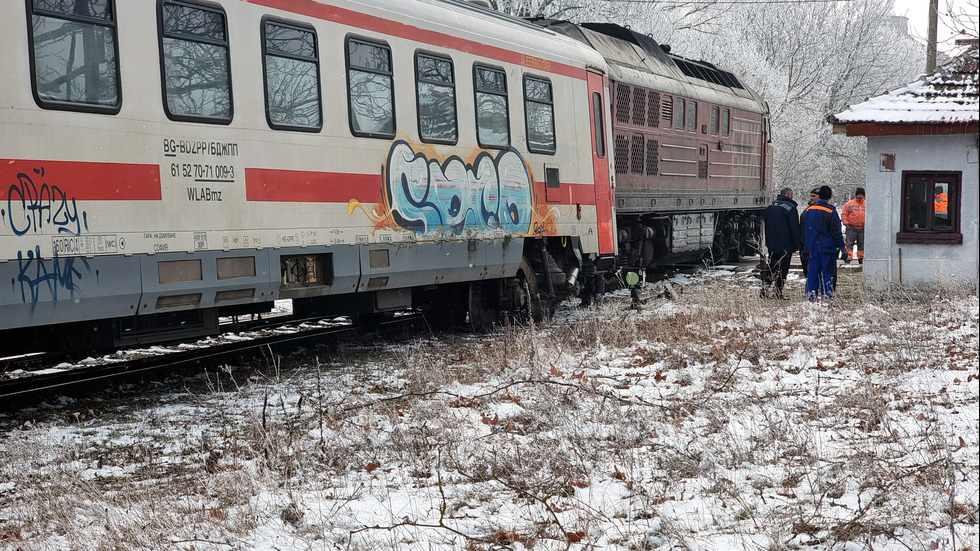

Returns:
385,140,533,237
7,167,88,236
15,246,91,305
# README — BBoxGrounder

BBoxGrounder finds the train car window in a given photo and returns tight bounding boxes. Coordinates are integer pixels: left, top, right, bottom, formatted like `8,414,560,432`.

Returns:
28,0,121,113
346,37,394,138
262,18,321,132
674,99,685,131
592,92,605,158
160,0,232,122
474,65,509,148
721,108,730,136
710,107,719,135
523,76,555,154
687,101,697,131
415,52,457,144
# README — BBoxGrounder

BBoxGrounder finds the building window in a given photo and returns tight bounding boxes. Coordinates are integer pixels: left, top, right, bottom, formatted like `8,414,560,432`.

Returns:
29,0,121,112
524,75,555,154
263,19,321,131
347,37,394,138
474,65,508,148
415,53,457,143
897,171,962,244
160,0,232,122
687,101,697,131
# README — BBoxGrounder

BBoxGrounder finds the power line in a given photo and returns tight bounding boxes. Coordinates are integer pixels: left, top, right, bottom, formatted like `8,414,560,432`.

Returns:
601,0,853,4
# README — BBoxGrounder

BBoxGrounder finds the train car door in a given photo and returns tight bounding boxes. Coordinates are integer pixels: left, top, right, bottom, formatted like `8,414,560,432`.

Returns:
587,71,616,255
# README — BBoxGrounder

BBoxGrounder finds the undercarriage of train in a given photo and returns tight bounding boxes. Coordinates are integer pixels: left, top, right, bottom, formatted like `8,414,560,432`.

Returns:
616,210,762,273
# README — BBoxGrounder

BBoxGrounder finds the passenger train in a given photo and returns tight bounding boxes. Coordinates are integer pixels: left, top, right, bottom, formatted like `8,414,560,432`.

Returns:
1,0,771,353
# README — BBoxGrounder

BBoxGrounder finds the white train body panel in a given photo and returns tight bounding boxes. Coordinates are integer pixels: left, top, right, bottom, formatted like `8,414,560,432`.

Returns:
1,0,616,331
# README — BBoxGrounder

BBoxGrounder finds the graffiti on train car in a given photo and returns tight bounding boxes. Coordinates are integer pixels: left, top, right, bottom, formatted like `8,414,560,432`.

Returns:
15,245,92,306
5,167,88,236
383,140,534,237
4,166,94,306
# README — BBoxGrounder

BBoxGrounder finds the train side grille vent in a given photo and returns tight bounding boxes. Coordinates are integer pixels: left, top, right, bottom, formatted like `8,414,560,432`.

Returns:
648,92,660,128
698,160,708,179
215,289,255,303
615,84,631,124
159,259,202,284
614,134,629,174
662,97,673,123
217,256,256,279
630,134,645,175
632,88,646,126
646,140,660,175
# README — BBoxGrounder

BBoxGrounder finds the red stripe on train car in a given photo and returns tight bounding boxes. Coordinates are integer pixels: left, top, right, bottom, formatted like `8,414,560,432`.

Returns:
245,167,384,203
0,159,161,200
534,182,599,206
247,0,587,79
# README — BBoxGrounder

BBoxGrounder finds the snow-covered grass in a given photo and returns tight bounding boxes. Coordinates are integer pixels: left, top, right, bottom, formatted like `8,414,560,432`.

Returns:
1,268,977,551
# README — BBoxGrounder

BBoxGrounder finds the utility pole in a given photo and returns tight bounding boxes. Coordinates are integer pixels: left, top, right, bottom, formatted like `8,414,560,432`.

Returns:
926,0,939,73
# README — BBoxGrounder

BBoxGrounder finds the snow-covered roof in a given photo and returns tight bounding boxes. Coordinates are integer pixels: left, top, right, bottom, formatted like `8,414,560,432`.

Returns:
832,48,978,128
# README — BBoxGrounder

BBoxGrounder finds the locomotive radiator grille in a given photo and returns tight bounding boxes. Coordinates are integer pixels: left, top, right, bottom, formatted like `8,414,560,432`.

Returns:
614,134,629,174
615,84,631,124
646,140,659,175
648,92,660,128
630,134,645,175
632,88,647,126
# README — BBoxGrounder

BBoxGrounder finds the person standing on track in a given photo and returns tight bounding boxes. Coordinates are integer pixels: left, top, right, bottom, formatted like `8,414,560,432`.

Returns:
841,187,866,265
802,185,847,301
763,186,802,299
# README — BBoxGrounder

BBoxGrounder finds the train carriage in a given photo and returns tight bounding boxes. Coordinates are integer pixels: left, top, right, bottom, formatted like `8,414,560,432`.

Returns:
1,0,616,350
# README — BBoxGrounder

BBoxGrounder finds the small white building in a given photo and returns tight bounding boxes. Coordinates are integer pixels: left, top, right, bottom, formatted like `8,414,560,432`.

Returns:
831,48,979,292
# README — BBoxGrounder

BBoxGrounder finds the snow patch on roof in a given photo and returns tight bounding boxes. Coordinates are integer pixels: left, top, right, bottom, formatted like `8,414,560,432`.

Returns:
833,48,978,125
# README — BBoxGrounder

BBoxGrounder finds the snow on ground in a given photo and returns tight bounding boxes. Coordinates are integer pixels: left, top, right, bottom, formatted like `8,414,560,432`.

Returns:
0,267,977,551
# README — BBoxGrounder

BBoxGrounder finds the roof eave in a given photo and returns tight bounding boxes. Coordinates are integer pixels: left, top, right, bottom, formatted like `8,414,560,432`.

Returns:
833,121,980,136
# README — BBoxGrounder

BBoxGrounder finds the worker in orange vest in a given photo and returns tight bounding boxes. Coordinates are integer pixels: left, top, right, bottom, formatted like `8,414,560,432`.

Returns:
841,187,865,265
935,185,948,218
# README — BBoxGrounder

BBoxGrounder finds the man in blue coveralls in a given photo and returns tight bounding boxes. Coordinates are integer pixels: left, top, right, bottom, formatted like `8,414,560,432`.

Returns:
802,185,847,301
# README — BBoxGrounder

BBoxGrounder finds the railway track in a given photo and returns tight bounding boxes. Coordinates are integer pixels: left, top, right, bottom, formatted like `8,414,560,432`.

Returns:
0,313,422,410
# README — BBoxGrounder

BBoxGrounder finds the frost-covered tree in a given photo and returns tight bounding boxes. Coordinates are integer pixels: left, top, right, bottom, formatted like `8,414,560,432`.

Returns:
488,0,929,188
614,0,925,188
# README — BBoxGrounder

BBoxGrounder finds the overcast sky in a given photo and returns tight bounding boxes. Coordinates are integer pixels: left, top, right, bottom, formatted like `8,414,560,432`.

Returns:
891,0,977,52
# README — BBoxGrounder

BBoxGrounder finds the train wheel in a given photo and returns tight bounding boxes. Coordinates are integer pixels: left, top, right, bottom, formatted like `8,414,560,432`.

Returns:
468,280,500,332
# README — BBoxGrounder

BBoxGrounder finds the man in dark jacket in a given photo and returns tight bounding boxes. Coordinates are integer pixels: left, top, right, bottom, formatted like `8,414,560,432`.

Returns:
763,186,802,299
802,185,847,301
